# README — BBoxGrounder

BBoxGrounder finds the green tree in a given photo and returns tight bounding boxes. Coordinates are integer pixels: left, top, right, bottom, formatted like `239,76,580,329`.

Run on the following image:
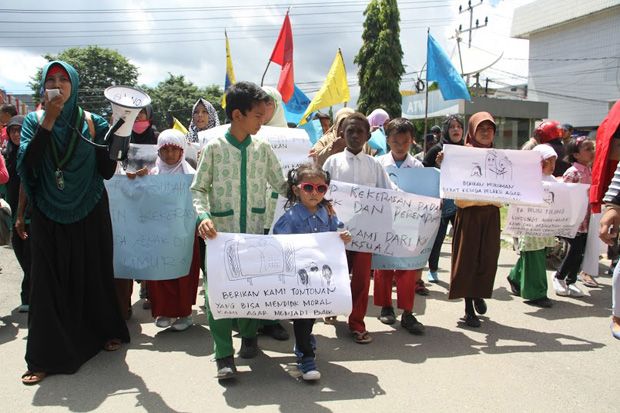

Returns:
143,74,224,131
354,0,405,117
29,46,139,117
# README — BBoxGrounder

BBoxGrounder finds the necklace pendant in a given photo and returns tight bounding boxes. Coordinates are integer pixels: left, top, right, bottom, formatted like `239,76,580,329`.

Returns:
55,169,65,191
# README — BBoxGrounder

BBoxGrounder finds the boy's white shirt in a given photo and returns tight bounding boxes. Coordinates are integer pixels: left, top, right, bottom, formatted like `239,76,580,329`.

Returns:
376,152,424,169
323,148,397,190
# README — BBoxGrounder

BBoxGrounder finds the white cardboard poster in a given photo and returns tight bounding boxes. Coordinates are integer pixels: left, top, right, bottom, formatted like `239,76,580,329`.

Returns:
206,232,351,320
197,124,312,174
124,143,199,173
504,182,589,238
582,212,606,275
327,180,441,256
440,145,544,204
372,167,442,269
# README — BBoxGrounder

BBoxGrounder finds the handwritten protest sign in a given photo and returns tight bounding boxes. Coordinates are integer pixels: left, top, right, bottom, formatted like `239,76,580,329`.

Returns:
206,232,351,320
124,143,199,173
105,174,197,280
327,180,441,256
504,182,589,238
440,145,543,204
198,124,312,174
372,167,442,269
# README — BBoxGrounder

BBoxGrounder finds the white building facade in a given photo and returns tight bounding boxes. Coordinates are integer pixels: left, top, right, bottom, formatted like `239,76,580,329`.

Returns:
511,0,620,128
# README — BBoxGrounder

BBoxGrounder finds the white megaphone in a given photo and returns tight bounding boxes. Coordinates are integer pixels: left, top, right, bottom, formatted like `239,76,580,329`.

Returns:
104,85,151,161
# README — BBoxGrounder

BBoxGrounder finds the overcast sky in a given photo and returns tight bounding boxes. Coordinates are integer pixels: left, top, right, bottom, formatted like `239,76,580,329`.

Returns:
0,0,534,105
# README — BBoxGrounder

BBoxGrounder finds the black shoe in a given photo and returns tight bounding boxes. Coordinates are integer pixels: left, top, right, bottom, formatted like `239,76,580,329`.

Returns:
507,276,520,296
258,323,290,341
464,313,481,328
238,337,259,359
401,312,425,335
216,356,237,380
473,298,487,315
415,282,430,296
525,297,553,308
378,306,396,325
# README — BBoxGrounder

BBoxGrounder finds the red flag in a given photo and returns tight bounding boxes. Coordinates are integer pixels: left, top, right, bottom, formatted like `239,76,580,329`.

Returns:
269,13,294,103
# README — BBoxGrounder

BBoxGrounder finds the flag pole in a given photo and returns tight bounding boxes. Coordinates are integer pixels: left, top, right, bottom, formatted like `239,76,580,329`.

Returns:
339,49,348,107
423,28,430,153
260,56,271,86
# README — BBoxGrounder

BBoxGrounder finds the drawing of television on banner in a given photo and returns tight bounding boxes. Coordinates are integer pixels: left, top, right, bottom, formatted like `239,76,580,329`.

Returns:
224,236,333,287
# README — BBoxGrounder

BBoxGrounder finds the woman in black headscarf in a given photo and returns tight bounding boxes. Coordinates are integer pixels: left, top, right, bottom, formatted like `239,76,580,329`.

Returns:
131,104,159,145
423,115,464,283
17,60,129,385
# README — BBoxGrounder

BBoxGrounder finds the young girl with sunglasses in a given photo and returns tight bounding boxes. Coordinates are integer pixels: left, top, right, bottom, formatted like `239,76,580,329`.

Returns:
273,163,351,381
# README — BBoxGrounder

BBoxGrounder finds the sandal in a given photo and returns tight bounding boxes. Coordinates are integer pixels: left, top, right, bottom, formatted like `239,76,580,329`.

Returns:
103,339,122,352
21,371,46,385
352,330,373,344
579,273,599,288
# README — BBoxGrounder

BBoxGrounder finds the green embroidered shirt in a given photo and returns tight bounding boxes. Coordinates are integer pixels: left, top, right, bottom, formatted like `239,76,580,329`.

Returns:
191,130,287,234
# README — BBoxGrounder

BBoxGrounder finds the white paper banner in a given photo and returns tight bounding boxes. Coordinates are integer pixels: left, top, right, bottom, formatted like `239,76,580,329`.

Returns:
504,182,589,238
582,212,606,275
206,232,351,320
327,180,441,256
440,145,544,204
124,143,199,173
372,167,441,269
198,124,312,174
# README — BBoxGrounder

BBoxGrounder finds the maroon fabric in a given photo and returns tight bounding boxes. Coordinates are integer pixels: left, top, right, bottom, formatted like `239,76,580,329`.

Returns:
373,269,421,312
146,236,201,318
346,251,372,332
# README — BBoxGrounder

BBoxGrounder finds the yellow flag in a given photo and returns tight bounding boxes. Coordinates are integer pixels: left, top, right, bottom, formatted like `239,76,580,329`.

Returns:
172,117,188,135
298,50,350,125
222,30,236,109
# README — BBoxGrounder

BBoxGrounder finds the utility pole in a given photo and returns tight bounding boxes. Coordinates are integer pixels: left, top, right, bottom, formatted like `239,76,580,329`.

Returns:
456,0,488,86
458,0,488,48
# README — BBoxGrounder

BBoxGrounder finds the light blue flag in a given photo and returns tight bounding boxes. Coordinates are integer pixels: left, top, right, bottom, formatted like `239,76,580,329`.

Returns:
368,128,387,156
105,174,197,280
427,34,471,101
372,167,441,270
283,84,311,124
299,119,324,145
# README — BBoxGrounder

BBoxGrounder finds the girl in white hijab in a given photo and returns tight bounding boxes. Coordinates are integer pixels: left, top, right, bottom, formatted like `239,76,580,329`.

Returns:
262,86,289,128
147,128,199,331
151,129,196,175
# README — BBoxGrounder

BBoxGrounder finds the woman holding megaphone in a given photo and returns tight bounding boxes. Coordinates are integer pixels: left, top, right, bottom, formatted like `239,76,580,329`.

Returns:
17,61,129,385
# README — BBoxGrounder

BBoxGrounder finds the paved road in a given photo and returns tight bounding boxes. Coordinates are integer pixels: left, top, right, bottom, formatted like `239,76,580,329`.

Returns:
0,241,616,412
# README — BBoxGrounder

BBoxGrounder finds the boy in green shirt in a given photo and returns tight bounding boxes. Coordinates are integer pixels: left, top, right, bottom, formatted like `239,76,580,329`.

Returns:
191,81,287,379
